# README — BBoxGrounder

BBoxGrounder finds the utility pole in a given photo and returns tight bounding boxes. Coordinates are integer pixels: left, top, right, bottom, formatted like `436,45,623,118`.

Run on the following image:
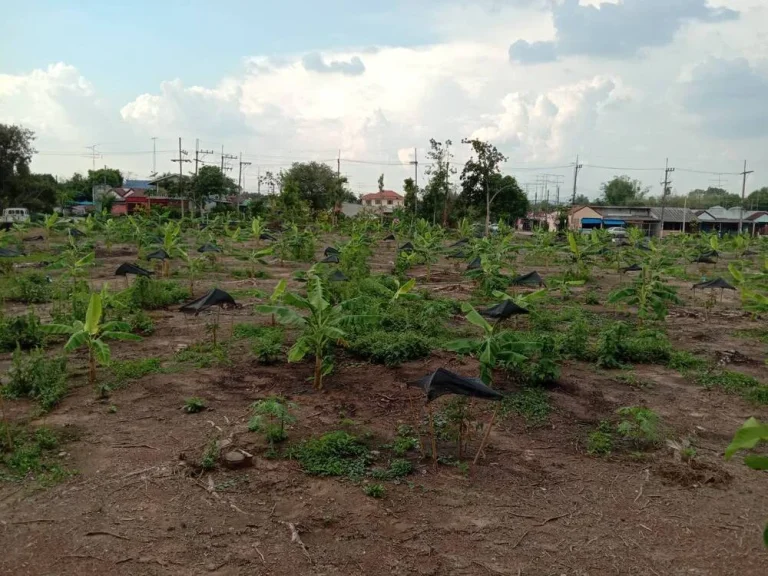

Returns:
151,137,157,175
659,158,675,238
220,147,237,173
237,153,252,212
171,137,191,219
256,166,261,195
409,147,419,218
738,160,754,234
571,154,583,205
337,150,341,178
194,141,214,176
86,144,99,170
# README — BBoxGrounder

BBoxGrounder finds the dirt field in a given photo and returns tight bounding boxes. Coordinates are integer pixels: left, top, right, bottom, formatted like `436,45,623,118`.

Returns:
1,233,767,576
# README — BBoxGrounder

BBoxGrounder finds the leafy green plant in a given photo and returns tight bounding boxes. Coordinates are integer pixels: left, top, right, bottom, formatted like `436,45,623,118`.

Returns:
616,406,662,448
0,312,46,352
500,387,551,427
348,330,433,366
183,397,206,413
608,267,680,322
248,397,297,444
391,425,419,456
42,293,141,392
4,348,68,411
200,438,219,470
695,370,768,405
0,425,69,483
7,272,54,304
667,350,708,373
291,431,371,478
128,277,190,310
724,417,768,547
107,357,161,387
257,277,376,390
363,483,385,498
587,421,614,455
174,343,230,368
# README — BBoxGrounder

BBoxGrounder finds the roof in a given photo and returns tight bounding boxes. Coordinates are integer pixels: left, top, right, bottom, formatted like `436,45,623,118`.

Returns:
361,190,403,201
124,179,152,189
649,207,698,223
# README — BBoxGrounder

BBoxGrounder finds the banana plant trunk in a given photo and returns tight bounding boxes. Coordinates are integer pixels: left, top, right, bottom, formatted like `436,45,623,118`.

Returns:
88,347,98,393
314,355,323,390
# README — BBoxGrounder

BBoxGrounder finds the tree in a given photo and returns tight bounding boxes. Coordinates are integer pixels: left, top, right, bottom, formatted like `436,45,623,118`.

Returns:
573,194,591,205
421,139,455,226
601,176,649,205
460,138,509,236
192,166,236,208
87,168,122,191
378,174,385,192
0,124,35,208
280,162,352,213
488,174,528,223
403,177,418,215
747,187,768,211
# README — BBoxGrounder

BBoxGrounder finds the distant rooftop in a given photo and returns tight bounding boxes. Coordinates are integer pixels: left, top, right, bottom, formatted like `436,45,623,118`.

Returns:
123,179,153,189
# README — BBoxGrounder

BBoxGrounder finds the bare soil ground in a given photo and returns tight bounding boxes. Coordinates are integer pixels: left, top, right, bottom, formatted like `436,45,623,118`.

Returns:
1,236,767,576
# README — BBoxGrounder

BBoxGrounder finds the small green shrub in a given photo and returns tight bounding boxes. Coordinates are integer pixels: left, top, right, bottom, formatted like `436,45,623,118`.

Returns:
501,387,552,427
0,425,69,483
557,315,593,361
233,324,282,340
391,425,419,456
7,273,53,304
4,348,68,411
107,358,162,387
128,277,190,310
616,406,662,448
127,310,155,335
200,439,219,470
248,397,296,444
371,458,413,480
667,350,708,373
0,313,46,352
587,421,614,455
584,290,600,305
363,483,385,498
596,322,671,367
174,343,230,368
696,370,768,404
347,330,433,366
183,397,206,413
291,431,370,478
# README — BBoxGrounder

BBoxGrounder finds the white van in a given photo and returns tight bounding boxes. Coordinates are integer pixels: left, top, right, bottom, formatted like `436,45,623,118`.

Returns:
1,208,30,224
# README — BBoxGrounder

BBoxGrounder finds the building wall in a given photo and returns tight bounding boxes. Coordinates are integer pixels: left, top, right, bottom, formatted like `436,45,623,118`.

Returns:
569,207,602,229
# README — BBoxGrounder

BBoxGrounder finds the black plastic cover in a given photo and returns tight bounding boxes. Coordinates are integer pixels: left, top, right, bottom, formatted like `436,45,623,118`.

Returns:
408,368,504,403
198,243,222,253
511,271,544,286
115,263,153,277
146,249,170,260
692,278,736,290
179,288,237,315
480,300,529,319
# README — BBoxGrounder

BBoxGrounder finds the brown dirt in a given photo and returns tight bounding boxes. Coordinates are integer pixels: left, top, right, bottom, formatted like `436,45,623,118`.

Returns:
1,234,767,576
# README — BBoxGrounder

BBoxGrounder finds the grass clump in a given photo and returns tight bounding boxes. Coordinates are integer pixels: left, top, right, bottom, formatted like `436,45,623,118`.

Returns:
0,425,70,484
291,431,371,479
183,397,206,413
126,310,155,335
128,277,190,310
363,483,385,498
107,358,162,388
391,425,419,456
7,273,53,304
667,350,708,373
587,421,614,456
174,343,230,368
371,458,413,480
4,348,68,411
616,406,662,449
695,370,768,404
200,438,219,470
248,397,296,446
596,322,671,368
500,387,552,427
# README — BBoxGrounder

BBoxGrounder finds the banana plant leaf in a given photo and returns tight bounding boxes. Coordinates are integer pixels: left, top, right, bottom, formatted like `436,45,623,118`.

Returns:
383,234,396,241
324,246,340,256
329,270,349,282
480,300,529,319
399,242,415,253
179,288,237,315
115,263,153,277
146,249,170,260
511,271,544,286
68,228,85,238
621,264,643,273
320,254,340,264
408,368,504,403
467,257,482,271
0,247,23,257
198,243,222,253
449,239,469,248
692,278,736,291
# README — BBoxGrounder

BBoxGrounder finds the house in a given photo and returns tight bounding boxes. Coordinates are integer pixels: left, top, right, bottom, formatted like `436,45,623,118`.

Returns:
569,205,697,236
107,187,187,215
695,206,768,235
361,190,404,213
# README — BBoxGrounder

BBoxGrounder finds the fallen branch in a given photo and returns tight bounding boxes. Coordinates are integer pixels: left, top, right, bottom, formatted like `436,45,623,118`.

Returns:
284,522,311,563
511,510,574,549
85,530,131,541
111,444,158,450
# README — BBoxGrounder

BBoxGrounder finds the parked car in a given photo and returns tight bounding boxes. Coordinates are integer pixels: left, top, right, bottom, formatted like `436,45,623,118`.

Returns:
0,207,30,230
607,226,627,237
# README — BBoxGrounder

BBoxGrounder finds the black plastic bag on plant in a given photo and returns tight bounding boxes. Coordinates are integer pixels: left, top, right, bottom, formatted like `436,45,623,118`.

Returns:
23,235,44,242
115,263,153,278
329,270,349,282
449,239,469,248
692,278,735,291
399,242,415,253
146,249,170,260
198,243,222,253
447,250,467,260
621,264,642,273
408,368,504,403
68,228,85,238
260,232,276,241
320,254,340,264
0,247,22,257
467,257,482,271
324,246,340,257
179,288,237,316
384,234,396,241
480,300,529,319
694,255,716,264
511,271,544,286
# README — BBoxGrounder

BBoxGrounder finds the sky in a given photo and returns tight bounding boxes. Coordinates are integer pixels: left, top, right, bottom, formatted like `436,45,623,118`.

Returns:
1,0,767,202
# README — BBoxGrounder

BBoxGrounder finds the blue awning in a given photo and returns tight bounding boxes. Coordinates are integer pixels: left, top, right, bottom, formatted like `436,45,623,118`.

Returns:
581,218,602,225
604,219,625,226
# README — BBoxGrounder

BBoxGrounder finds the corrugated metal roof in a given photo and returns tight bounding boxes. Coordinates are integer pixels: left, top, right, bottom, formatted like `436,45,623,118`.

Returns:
649,207,698,223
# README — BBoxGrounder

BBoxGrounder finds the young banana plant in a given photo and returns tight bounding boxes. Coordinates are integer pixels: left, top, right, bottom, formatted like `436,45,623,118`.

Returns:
41,292,140,394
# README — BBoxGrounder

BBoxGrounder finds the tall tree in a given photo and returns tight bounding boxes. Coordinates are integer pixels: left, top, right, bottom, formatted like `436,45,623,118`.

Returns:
0,124,36,208
280,161,352,213
192,166,236,208
378,174,384,192
422,139,455,226
601,176,649,206
487,174,528,223
403,177,418,215
460,138,509,235
747,187,768,211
